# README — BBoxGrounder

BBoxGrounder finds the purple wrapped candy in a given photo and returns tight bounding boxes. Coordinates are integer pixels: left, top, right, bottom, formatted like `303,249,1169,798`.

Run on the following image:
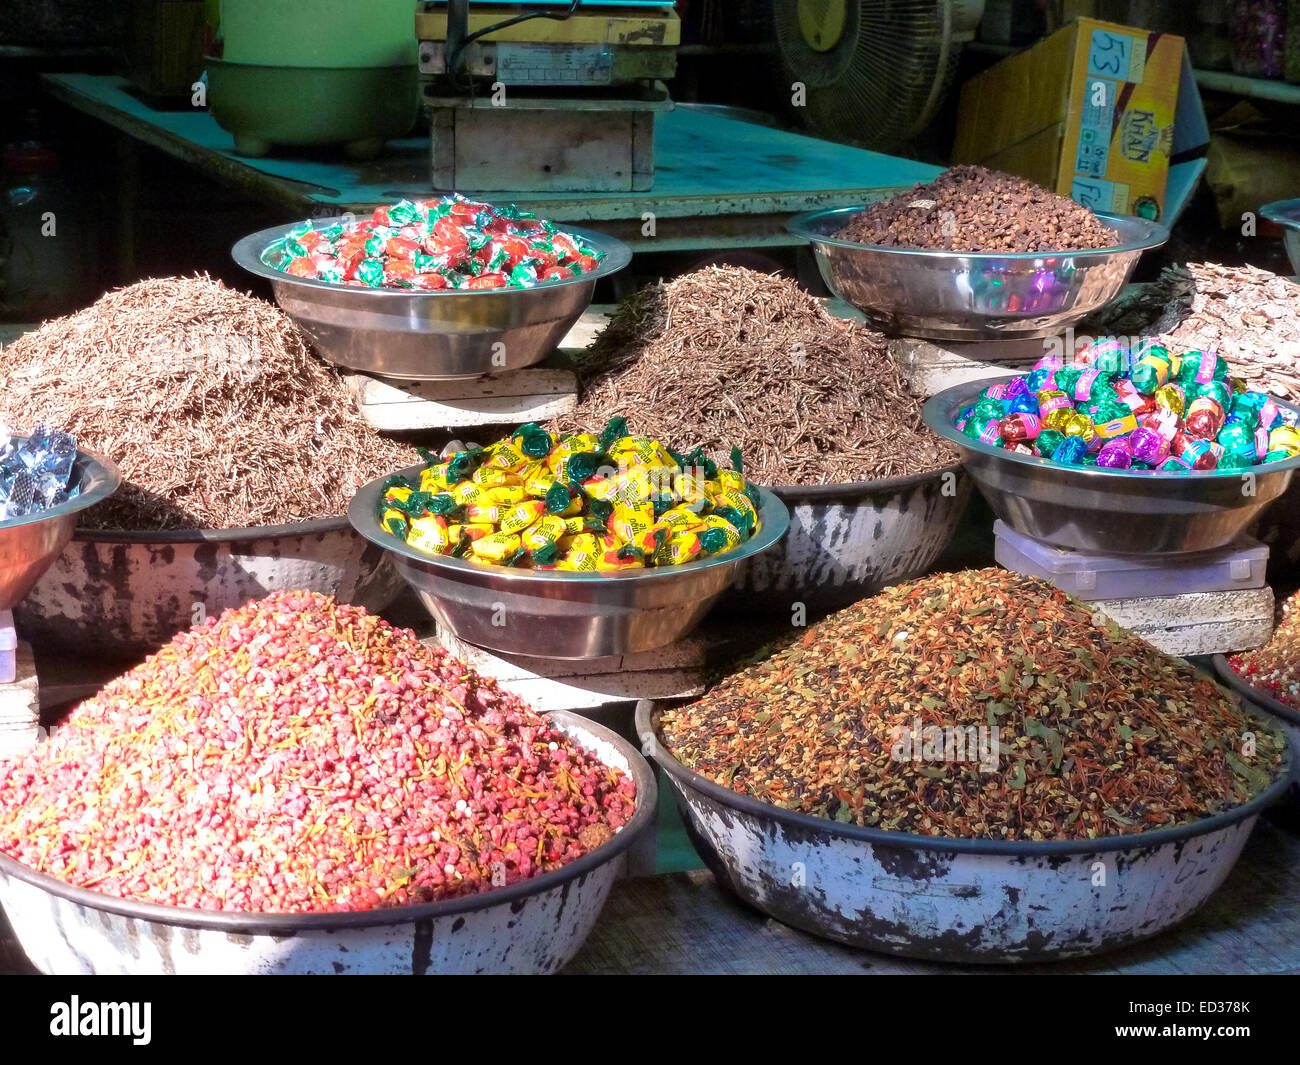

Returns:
1005,377,1031,400
1097,438,1134,469
1128,425,1171,465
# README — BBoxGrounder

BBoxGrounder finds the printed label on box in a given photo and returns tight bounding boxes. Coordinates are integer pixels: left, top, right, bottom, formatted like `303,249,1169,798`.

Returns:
1087,28,1147,83
1075,77,1117,177
1071,176,1130,214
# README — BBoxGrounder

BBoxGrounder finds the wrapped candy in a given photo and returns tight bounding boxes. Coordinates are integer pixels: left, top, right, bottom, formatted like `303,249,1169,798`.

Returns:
948,340,1299,475
1185,397,1226,440
1178,350,1226,387
1051,437,1088,465
1130,346,1177,395
1153,383,1186,417
1128,425,1170,465
1269,424,1300,457
1096,438,1134,469
0,423,80,520
1035,428,1066,457
272,194,604,291
998,413,1041,443
1217,422,1256,460
379,419,761,570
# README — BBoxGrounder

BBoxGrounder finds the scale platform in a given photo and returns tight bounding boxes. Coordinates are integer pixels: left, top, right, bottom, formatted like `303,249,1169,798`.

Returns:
994,521,1274,656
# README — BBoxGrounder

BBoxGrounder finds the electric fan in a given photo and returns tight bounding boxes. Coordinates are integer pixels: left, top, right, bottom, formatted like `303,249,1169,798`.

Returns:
773,0,985,150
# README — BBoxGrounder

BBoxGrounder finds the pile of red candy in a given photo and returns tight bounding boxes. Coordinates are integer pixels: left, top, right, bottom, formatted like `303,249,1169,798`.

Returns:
276,194,605,291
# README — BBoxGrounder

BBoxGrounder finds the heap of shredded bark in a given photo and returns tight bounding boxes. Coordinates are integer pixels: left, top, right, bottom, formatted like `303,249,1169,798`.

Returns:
558,266,954,484
0,276,418,530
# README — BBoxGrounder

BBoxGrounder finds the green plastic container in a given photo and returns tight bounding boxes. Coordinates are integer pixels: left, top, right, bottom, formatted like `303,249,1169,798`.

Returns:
206,0,417,158
214,0,415,67
206,59,417,159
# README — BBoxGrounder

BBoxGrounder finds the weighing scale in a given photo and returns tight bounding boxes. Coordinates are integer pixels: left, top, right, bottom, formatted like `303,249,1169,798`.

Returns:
415,1,680,192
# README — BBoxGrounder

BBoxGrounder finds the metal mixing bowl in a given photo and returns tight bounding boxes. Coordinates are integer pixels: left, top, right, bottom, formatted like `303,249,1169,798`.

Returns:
924,374,1300,555
349,464,791,659
787,207,1169,341
0,445,120,611
1261,199,1300,276
0,711,655,975
232,220,632,381
637,698,1290,962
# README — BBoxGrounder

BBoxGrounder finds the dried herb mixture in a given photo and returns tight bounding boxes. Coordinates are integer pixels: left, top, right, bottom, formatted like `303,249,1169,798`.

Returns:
660,569,1284,841
1230,588,1300,712
0,592,636,912
834,165,1117,253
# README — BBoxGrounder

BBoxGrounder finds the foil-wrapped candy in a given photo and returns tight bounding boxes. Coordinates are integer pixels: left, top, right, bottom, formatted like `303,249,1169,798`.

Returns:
0,423,79,520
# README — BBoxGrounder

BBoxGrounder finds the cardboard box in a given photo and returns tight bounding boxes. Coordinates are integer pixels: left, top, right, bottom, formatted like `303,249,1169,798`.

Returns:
954,17,1208,224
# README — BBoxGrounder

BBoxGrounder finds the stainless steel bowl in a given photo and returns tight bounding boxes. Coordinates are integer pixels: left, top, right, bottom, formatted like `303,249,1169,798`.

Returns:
232,220,632,381
0,712,655,975
0,445,120,611
924,374,1300,554
787,207,1169,341
349,464,791,659
637,698,1291,962
1261,199,1300,276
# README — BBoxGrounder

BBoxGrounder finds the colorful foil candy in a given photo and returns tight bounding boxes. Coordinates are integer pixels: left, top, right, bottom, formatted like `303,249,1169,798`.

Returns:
379,420,761,571
276,194,604,291
0,423,80,521
956,342,1296,475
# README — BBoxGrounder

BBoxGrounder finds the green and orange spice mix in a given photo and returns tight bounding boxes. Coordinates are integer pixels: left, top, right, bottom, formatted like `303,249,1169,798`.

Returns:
659,569,1285,841
0,592,636,913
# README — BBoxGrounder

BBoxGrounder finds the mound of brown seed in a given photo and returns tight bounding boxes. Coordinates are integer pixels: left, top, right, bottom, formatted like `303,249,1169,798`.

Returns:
0,276,419,530
835,165,1117,253
558,266,955,485
659,569,1285,841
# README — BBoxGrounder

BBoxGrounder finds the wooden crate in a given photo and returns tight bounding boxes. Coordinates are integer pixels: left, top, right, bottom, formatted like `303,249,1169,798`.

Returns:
425,88,670,193
344,368,578,431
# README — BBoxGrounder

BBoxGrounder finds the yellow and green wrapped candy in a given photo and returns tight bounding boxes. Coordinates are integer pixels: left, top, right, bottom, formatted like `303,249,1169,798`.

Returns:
375,417,762,571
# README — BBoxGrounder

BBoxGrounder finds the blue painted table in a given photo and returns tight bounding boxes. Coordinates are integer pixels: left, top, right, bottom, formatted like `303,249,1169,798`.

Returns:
41,72,941,251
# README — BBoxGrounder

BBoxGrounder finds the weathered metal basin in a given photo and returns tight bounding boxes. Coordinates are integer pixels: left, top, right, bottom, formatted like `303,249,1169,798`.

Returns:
0,712,655,975
637,699,1289,963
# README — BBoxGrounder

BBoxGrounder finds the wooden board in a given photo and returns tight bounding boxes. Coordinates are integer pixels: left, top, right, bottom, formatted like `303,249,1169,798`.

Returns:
343,309,608,432
344,368,578,431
